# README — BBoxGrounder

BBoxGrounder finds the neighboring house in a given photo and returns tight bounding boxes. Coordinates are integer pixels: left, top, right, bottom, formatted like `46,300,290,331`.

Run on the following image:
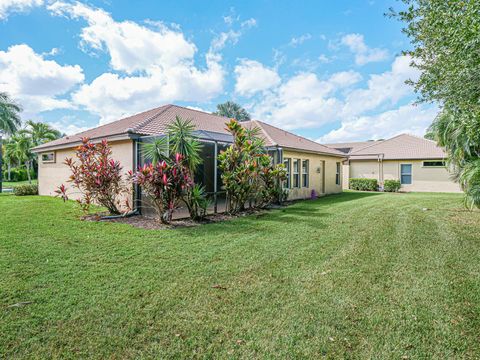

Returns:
327,134,461,193
32,104,345,214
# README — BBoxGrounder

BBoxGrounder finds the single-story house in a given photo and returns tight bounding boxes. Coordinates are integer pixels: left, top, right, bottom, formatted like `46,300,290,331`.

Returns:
327,133,461,192
33,104,345,213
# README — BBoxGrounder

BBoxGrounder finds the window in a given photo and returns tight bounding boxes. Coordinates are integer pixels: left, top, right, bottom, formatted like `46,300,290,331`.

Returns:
293,159,300,188
283,158,291,188
41,152,55,163
423,160,445,167
335,162,341,185
400,164,412,184
302,160,309,187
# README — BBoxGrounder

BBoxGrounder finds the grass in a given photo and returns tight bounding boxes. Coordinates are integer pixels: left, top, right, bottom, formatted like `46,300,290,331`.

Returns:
1,192,480,358
1,179,37,188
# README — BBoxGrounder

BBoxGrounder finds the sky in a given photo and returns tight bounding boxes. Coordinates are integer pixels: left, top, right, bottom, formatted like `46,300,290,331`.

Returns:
0,0,437,143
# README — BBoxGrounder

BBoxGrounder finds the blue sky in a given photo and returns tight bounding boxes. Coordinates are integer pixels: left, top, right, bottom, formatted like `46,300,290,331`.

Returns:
0,0,437,142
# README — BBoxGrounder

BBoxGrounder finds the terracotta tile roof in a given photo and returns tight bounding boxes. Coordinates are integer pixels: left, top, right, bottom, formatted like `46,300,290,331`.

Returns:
326,140,384,154
33,105,231,151
347,134,447,160
33,104,344,157
245,120,345,157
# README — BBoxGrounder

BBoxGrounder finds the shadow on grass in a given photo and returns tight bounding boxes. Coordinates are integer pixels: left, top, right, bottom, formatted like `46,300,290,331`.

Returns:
175,191,383,237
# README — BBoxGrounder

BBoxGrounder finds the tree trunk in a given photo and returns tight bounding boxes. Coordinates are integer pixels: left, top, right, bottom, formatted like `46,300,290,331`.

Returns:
7,162,11,181
25,161,32,184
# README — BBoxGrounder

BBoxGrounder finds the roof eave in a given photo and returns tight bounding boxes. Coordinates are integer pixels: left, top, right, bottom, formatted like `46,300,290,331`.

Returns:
32,133,140,153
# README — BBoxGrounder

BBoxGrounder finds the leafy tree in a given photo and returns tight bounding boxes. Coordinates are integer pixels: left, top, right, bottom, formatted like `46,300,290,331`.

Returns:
10,133,34,184
0,92,21,135
22,120,62,146
214,101,251,122
391,0,480,208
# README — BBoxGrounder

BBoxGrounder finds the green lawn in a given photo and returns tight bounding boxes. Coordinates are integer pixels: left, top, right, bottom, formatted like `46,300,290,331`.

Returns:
1,179,37,188
1,192,480,358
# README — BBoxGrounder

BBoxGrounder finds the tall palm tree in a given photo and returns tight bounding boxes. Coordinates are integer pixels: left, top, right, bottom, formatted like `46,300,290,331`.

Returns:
0,92,21,135
23,120,62,146
3,139,17,181
11,133,34,184
0,92,22,191
214,101,251,122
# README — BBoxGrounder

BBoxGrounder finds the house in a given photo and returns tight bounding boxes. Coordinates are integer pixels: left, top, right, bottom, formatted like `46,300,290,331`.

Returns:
32,104,345,214
327,134,461,193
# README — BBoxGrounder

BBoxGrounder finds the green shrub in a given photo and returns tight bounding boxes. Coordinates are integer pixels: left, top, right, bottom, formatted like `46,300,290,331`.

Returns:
2,167,36,182
349,178,378,191
13,184,38,196
384,179,401,192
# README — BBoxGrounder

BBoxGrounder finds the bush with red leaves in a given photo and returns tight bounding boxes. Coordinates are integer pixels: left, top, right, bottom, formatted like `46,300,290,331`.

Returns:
56,138,130,215
129,153,192,223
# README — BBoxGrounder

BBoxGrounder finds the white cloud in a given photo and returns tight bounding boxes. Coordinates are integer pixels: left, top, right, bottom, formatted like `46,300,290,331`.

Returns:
0,44,84,114
49,115,90,135
341,55,418,117
252,70,362,129
0,0,43,20
234,59,281,96
318,103,438,143
48,1,197,74
48,1,226,124
341,33,389,65
289,33,312,47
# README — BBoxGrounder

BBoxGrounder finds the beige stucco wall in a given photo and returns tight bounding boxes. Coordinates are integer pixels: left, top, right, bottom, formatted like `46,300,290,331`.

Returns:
37,140,134,200
347,159,461,193
282,149,343,200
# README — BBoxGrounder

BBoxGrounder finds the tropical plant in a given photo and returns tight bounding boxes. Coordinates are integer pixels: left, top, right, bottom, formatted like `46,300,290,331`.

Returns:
56,138,129,215
390,1,480,208
10,133,34,183
22,120,62,146
141,116,207,221
218,119,266,213
183,184,210,221
214,101,251,122
0,92,21,135
130,153,192,223
258,155,287,206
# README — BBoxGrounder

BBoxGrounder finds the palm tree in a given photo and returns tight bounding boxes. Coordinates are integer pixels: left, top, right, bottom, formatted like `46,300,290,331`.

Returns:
11,133,34,184
214,101,251,122
3,139,17,181
0,92,22,191
141,136,169,165
0,92,21,135
167,116,202,172
22,120,62,146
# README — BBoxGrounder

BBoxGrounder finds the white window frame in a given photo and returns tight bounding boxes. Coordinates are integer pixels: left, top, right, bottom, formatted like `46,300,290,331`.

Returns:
293,159,300,188
400,163,412,185
335,162,341,185
283,158,291,189
41,152,55,164
302,160,309,188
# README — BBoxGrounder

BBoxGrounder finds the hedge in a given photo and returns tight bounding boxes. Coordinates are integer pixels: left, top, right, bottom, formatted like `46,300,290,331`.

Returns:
349,178,378,191
384,179,401,192
2,167,36,182
13,184,38,196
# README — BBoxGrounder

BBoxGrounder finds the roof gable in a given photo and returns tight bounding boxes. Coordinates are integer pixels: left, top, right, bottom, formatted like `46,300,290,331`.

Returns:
349,134,446,160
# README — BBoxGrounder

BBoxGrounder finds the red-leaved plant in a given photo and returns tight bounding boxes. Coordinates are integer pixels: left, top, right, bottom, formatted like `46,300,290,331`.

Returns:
129,153,192,223
55,138,129,215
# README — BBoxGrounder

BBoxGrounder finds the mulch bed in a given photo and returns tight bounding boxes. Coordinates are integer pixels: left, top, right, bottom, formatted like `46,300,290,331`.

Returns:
82,207,278,230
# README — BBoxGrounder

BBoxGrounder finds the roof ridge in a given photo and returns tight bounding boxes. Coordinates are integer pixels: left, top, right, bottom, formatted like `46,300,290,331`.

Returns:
252,120,345,156
132,104,173,133
167,104,231,121
251,120,277,146
349,134,404,155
